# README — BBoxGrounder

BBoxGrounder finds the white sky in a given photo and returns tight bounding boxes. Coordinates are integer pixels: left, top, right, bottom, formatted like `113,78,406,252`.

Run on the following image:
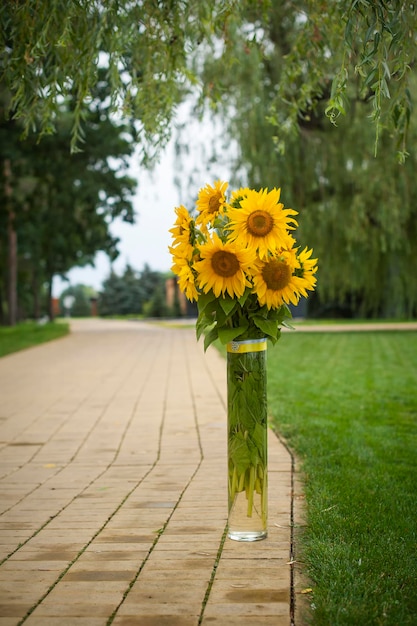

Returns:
52,105,238,297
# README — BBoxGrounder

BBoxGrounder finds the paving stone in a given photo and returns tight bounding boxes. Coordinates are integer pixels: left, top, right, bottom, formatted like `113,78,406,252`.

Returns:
28,601,119,618
0,618,20,626
0,602,33,618
113,615,198,625
202,617,290,625
24,615,107,626
202,601,289,617
0,560,70,572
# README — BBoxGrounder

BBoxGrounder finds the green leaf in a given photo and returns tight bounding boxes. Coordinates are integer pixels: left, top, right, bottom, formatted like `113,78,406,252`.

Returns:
212,302,228,326
229,432,251,474
251,422,267,460
218,324,248,345
219,295,237,316
381,78,391,99
249,303,268,319
238,288,252,307
197,291,216,315
196,313,213,341
204,326,218,352
252,316,279,339
365,68,377,87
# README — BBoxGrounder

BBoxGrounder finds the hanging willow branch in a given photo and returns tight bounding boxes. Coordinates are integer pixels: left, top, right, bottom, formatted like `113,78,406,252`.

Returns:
0,0,262,152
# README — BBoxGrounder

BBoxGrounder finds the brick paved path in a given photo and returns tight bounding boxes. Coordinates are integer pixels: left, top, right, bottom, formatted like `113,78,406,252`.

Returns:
0,319,294,626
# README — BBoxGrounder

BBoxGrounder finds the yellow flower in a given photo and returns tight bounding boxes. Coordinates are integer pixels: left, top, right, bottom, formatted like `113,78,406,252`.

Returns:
229,187,250,208
293,247,318,297
194,233,256,299
169,240,194,268
252,249,303,309
195,180,228,229
177,264,199,302
170,241,199,302
169,205,194,246
227,187,298,258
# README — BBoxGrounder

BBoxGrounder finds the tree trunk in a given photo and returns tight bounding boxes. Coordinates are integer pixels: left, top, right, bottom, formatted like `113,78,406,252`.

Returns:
47,276,55,322
0,282,5,325
32,271,40,320
4,159,17,326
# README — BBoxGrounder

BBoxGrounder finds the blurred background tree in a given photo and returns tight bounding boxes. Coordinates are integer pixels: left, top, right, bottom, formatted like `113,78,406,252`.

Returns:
0,74,136,323
59,284,96,318
180,1,417,317
97,263,169,318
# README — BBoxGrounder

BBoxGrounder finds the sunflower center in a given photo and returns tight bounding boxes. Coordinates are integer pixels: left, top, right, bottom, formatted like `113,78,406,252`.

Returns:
247,210,274,237
208,192,222,214
262,259,291,291
211,250,240,277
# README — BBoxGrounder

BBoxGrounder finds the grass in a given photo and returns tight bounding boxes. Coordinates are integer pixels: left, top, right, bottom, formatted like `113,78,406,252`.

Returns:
0,321,70,357
290,318,415,325
217,329,417,625
268,331,417,625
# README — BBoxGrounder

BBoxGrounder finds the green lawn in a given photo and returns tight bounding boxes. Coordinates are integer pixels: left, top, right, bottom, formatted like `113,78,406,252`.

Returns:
0,321,70,357
266,331,417,625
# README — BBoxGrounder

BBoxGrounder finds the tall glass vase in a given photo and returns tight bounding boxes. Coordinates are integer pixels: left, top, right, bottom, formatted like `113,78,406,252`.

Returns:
227,338,268,541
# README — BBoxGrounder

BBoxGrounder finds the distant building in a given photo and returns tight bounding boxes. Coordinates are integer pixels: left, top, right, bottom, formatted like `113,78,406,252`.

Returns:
165,277,197,317
51,298,60,318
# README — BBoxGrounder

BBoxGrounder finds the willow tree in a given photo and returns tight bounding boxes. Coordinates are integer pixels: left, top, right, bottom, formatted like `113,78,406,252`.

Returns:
189,1,417,317
0,0,269,155
268,0,416,163
1,1,416,156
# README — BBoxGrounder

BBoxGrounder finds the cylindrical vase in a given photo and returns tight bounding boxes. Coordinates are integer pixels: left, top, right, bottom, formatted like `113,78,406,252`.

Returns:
227,337,268,541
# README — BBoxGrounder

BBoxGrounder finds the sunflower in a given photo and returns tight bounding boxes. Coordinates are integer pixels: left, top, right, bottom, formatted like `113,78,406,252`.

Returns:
227,187,298,258
252,249,304,309
177,264,199,302
193,233,256,299
169,239,194,269
170,242,199,302
229,186,250,208
169,205,193,245
195,180,228,229
292,246,318,297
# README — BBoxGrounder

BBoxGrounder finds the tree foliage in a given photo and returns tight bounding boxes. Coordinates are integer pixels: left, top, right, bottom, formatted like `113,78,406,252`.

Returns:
279,0,417,162
0,77,136,322
59,284,96,317
187,1,417,317
3,1,415,156
98,263,168,317
194,1,417,161
0,0,267,155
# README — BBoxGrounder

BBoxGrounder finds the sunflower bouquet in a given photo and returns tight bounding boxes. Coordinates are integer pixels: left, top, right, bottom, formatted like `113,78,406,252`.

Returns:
169,180,317,539
169,179,317,347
